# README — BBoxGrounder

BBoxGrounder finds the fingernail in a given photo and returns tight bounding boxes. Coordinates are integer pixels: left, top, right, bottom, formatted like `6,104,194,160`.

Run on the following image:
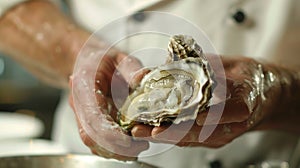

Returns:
131,126,151,137
152,127,170,140
151,127,164,135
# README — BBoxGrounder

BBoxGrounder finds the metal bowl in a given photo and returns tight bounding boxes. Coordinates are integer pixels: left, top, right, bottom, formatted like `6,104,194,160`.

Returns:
0,154,156,168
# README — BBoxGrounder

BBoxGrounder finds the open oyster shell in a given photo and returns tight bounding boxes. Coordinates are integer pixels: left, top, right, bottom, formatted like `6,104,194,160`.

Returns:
118,35,214,130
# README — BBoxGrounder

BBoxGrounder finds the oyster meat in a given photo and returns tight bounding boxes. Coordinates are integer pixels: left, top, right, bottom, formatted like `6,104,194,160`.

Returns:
118,35,214,130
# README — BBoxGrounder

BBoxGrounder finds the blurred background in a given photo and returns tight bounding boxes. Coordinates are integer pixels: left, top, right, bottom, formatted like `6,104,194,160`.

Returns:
0,53,62,148
0,53,61,139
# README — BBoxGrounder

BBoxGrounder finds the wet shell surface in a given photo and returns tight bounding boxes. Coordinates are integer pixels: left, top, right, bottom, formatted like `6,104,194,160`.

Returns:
118,35,214,130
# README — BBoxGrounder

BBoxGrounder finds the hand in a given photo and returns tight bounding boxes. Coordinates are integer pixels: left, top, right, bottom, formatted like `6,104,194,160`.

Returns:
131,56,285,147
70,50,149,160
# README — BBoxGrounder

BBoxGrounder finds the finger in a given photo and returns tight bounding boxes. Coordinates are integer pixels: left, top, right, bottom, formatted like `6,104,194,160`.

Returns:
219,55,251,69
196,122,248,147
131,124,160,142
131,124,172,143
71,54,150,159
78,124,96,147
151,121,196,144
151,121,248,147
115,53,143,80
89,130,149,159
197,76,252,126
95,55,116,96
94,71,110,96
94,81,118,121
118,140,150,156
114,53,150,88
94,58,126,117
91,139,149,161
72,72,132,145
131,124,153,137
196,98,249,126
95,61,129,121
76,113,149,158
128,68,151,89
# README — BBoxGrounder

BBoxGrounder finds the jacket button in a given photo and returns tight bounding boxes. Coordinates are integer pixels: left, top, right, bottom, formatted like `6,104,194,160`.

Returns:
209,160,223,168
132,12,146,22
232,9,246,24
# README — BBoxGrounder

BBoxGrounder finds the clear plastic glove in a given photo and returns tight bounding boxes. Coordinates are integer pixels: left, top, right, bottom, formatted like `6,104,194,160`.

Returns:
131,55,297,147
70,50,149,160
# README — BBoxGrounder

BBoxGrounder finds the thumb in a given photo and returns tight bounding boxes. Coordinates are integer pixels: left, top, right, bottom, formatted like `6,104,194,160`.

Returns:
114,53,150,88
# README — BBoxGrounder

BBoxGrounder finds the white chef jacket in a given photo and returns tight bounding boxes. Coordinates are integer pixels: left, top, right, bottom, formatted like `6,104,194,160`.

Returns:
1,0,300,167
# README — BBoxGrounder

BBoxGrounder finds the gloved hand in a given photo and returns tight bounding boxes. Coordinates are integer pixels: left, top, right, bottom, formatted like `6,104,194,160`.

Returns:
131,55,299,147
70,50,149,160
